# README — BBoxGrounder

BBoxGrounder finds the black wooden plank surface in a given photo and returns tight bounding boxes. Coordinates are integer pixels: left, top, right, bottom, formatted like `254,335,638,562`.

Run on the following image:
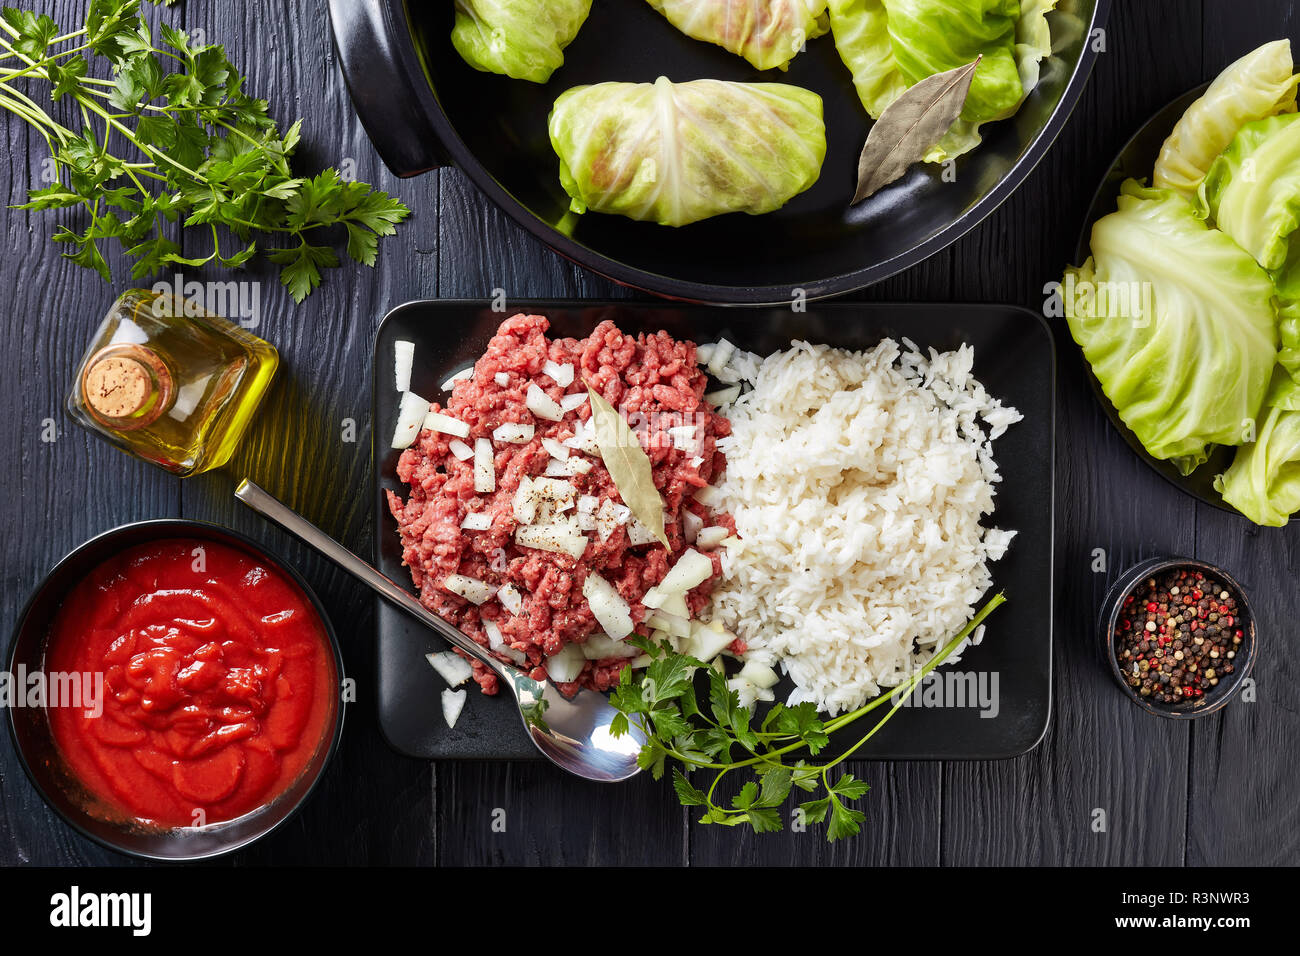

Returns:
1,0,1298,868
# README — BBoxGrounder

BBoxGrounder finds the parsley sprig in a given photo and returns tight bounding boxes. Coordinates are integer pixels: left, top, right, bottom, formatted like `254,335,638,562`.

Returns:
0,0,410,301
611,592,1006,841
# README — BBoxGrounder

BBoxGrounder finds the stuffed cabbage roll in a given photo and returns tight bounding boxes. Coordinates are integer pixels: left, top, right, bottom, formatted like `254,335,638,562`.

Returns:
548,77,826,227
828,0,1057,161
645,0,830,71
1153,39,1299,200
452,0,592,84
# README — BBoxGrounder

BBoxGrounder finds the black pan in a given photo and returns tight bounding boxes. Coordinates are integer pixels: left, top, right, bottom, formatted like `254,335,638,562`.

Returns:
329,0,1109,303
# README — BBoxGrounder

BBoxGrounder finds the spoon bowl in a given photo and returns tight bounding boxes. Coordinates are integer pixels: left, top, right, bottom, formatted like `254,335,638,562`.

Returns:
235,479,646,783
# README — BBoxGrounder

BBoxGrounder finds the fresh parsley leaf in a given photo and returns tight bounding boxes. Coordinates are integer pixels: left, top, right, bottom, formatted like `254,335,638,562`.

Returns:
671,769,706,807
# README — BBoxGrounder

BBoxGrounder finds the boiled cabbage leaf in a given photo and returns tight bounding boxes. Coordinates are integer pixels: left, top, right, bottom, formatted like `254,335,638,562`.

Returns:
1215,402,1300,526
451,0,592,84
1198,114,1300,404
646,0,830,72
1153,39,1299,200
548,77,826,227
1064,180,1278,473
828,0,1058,162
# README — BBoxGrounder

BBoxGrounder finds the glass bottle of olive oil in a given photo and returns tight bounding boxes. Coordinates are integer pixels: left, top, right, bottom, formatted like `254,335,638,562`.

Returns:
67,290,278,476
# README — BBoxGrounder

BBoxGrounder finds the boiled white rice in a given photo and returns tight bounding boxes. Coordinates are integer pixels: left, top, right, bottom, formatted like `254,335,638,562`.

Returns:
708,337,1021,715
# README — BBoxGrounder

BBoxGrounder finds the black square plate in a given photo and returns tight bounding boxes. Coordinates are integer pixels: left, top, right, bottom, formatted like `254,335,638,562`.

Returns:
373,301,1055,760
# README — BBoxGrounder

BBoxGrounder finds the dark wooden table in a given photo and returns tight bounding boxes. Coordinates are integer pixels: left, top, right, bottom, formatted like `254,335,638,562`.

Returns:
2,0,1296,867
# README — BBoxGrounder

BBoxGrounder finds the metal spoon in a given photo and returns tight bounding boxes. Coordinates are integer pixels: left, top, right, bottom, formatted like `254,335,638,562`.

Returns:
234,479,646,783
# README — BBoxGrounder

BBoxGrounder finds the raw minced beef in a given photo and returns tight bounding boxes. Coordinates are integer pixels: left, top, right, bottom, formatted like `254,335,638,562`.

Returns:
386,313,735,695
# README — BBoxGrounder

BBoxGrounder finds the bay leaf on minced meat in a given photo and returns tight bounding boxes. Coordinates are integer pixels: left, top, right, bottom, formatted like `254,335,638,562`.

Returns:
585,381,670,549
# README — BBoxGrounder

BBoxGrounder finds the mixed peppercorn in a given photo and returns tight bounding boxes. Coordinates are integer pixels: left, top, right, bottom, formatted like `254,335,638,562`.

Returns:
1113,568,1243,707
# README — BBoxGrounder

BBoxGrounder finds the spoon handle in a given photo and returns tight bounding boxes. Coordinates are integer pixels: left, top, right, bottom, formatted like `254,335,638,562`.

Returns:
234,479,508,680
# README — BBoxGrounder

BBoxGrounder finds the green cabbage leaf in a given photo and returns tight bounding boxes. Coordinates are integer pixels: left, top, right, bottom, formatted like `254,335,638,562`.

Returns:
1153,39,1299,200
1215,402,1300,526
1064,180,1278,473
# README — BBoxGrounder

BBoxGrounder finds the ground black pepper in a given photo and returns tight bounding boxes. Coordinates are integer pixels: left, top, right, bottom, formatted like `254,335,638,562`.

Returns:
1114,569,1241,707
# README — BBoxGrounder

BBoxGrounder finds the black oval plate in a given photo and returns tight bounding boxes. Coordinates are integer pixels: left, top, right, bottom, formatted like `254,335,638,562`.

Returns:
1071,83,1289,522
371,300,1055,761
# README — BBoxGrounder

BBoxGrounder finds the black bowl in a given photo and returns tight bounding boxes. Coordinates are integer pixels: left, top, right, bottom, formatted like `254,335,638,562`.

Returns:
6,520,345,861
328,0,1109,302
1098,556,1256,719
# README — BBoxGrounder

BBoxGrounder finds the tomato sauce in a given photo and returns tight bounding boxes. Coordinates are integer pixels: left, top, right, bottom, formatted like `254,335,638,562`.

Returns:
45,538,336,829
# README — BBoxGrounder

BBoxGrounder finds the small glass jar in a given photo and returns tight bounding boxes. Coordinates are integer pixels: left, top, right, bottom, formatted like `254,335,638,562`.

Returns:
68,290,279,476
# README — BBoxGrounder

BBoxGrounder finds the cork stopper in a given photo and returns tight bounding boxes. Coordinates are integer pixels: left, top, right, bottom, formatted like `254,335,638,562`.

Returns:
80,344,171,430
85,356,152,419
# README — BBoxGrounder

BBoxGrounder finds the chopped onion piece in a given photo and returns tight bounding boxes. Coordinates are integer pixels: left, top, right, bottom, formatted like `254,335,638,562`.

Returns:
576,495,598,531
426,650,473,687
441,367,472,391
738,660,780,690
642,586,667,610
562,417,598,453
582,633,640,659
534,477,576,509
560,393,588,413
423,410,470,438
545,643,586,683
499,645,527,666
668,424,698,451
513,476,539,525
645,608,691,640
595,498,630,541
473,438,495,493
656,548,713,595
391,391,429,450
460,511,492,531
695,526,729,550
707,338,735,374
543,361,574,388
582,572,633,639
441,688,467,728
688,621,736,663
448,439,474,461
492,422,535,444
515,523,588,559
497,583,523,615
704,385,741,406
626,518,657,546
713,366,742,384
660,591,689,618
441,573,495,605
526,383,564,422
541,437,569,460
683,511,703,544
394,340,414,393
696,342,716,366
483,619,505,649
693,485,722,508
544,458,573,477
494,371,510,387
568,456,593,475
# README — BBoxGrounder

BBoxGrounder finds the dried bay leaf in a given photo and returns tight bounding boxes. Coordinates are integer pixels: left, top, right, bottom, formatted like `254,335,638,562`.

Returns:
585,381,670,549
851,57,980,204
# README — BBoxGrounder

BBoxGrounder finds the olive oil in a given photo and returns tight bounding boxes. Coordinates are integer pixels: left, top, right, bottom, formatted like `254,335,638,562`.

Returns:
68,290,278,476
